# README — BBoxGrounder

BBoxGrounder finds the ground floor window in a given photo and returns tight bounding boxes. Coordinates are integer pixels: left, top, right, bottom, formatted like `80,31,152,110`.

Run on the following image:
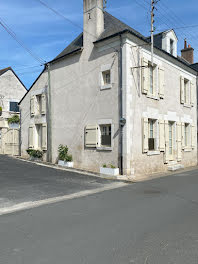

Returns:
148,119,157,151
100,124,111,147
184,123,190,147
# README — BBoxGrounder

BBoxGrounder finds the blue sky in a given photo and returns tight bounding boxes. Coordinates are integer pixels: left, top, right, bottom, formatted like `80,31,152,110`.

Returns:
0,0,198,89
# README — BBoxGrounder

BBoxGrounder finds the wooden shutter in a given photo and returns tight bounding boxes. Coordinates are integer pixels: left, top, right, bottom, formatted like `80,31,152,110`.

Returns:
177,122,182,161
30,96,35,116
85,125,98,148
190,82,194,107
159,120,165,151
29,126,34,148
141,58,149,94
159,67,165,99
164,120,169,163
142,118,148,153
191,124,195,149
41,94,46,115
180,76,184,104
42,124,47,150
181,122,185,149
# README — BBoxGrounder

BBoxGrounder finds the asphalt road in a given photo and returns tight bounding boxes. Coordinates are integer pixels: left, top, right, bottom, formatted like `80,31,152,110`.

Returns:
0,155,117,209
0,156,198,263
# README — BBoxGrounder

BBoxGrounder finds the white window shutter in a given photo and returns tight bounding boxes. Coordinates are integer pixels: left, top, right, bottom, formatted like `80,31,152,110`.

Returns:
177,122,182,161
30,96,35,116
190,82,194,107
141,58,149,94
142,118,148,153
85,125,98,148
180,76,184,104
42,123,47,150
29,126,34,148
41,94,46,115
164,120,169,163
191,124,195,149
159,120,165,151
159,68,165,99
181,122,185,149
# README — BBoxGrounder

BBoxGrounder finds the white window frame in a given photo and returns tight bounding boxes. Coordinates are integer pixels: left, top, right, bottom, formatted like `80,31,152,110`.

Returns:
97,119,113,151
184,78,190,106
147,118,160,155
36,94,42,115
100,65,113,90
146,62,158,100
184,123,191,151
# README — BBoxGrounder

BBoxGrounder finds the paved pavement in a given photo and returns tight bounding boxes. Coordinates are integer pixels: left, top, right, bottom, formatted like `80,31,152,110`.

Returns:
0,155,198,263
0,155,120,211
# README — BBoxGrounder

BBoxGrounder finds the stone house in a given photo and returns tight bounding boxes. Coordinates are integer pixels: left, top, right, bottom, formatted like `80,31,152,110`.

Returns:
19,0,197,180
0,67,27,155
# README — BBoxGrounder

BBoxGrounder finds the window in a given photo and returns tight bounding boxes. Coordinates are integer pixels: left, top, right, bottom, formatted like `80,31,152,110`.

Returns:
36,124,42,150
36,95,42,115
184,123,190,147
148,119,156,151
184,79,189,104
102,70,111,85
100,124,111,147
148,64,155,95
170,39,174,55
10,102,19,112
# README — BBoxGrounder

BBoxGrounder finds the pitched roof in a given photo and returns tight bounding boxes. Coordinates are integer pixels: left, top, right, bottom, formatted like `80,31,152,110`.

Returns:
0,67,12,76
190,63,198,72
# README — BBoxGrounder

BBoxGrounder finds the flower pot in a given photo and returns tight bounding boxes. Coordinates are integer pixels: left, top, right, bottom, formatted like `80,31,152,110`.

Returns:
9,123,19,129
58,160,74,168
100,167,119,176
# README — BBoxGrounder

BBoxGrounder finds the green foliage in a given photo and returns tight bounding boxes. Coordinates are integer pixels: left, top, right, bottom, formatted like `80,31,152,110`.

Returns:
8,114,20,124
103,164,116,169
58,144,73,162
110,164,116,169
26,149,43,159
103,164,107,168
0,106,2,111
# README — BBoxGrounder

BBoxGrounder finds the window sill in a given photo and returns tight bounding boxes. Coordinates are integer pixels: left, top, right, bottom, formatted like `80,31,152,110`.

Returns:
146,94,159,100
184,148,192,152
183,104,191,108
100,84,112,90
97,146,112,151
147,150,160,156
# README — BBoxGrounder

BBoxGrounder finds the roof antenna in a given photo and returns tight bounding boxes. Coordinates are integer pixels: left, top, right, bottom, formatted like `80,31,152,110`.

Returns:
104,0,107,10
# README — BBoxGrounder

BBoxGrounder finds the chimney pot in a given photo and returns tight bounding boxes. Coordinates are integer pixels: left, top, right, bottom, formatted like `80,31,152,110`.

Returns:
184,38,187,49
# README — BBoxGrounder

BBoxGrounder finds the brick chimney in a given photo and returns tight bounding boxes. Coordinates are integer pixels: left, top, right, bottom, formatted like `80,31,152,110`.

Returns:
83,0,104,48
181,39,194,64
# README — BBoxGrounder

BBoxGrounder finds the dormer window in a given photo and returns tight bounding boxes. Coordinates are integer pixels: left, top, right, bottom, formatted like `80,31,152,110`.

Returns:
170,39,174,55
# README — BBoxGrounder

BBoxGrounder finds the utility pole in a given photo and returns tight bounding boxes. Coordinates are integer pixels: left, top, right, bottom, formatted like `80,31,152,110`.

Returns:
151,0,154,67
151,0,160,67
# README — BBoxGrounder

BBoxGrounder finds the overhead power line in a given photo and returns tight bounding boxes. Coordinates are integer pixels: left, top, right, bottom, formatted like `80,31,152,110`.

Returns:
0,18,45,65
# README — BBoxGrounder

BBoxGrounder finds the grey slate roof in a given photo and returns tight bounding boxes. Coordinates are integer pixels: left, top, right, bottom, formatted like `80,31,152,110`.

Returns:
53,12,146,62
190,63,198,72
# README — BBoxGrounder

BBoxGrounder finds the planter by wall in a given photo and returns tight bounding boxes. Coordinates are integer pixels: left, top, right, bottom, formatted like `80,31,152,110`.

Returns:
29,157,42,162
100,167,119,176
58,160,74,168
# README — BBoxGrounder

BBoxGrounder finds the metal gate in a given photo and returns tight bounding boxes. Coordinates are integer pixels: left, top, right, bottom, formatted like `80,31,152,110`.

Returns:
4,129,20,156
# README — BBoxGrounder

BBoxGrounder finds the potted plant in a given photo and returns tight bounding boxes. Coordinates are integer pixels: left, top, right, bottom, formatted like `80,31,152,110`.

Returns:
0,106,2,116
8,114,20,128
58,144,73,168
26,149,43,162
100,164,119,176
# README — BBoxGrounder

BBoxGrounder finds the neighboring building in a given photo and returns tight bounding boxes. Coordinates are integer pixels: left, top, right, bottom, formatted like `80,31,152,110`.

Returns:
19,0,197,180
0,67,27,155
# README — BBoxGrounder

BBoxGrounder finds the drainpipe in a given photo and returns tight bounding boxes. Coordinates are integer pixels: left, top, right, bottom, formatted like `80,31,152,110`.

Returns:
119,34,124,175
19,107,22,157
47,63,52,163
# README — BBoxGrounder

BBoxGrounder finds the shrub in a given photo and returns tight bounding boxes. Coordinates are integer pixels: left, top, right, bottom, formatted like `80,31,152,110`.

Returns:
26,149,43,159
8,114,20,124
58,144,73,162
103,164,107,168
110,165,116,169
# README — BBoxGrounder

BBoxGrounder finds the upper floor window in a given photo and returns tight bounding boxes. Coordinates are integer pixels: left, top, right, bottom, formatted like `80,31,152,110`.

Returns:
184,79,190,104
149,64,154,95
170,39,174,55
10,102,19,113
102,70,111,85
36,94,42,115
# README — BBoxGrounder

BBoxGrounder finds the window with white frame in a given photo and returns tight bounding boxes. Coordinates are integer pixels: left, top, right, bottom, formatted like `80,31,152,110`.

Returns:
102,70,111,85
184,123,190,147
148,119,157,151
100,124,111,147
36,94,42,115
170,39,174,55
184,79,190,104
